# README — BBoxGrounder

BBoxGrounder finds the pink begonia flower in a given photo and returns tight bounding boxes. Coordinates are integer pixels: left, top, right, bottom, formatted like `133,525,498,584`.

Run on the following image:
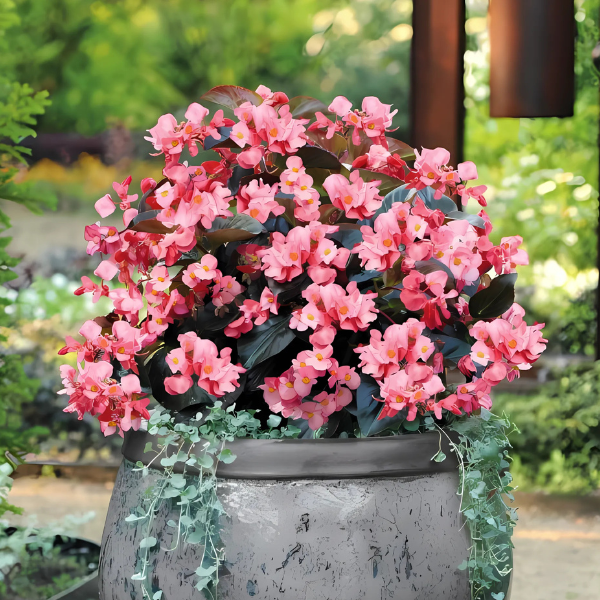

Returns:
153,226,196,266
355,318,426,379
257,226,311,282
185,102,210,124
230,121,251,147
328,96,353,117
112,176,139,209
308,112,339,139
259,287,279,314
237,179,284,223
84,223,121,256
165,374,193,395
148,265,171,292
74,276,109,303
354,211,403,272
94,260,119,281
212,276,245,307
109,287,144,325
328,365,360,390
293,368,317,397
457,161,478,181
377,363,445,421
95,194,116,218
300,400,326,430
486,236,529,275
323,171,383,220
144,113,178,151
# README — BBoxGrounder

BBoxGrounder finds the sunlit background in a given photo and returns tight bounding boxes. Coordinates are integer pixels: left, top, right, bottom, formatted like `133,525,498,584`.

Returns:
2,1,600,597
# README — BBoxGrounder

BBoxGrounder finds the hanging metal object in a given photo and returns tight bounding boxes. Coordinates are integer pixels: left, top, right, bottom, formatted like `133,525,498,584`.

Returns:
489,0,575,118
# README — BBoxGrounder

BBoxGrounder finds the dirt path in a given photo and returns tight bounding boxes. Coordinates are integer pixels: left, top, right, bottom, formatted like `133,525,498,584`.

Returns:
8,476,600,599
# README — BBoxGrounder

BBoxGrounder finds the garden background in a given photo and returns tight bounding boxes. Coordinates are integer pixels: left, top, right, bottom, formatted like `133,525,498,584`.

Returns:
1,0,599,598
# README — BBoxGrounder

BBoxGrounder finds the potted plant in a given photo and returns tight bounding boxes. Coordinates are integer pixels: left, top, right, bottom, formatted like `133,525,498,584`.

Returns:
58,85,546,600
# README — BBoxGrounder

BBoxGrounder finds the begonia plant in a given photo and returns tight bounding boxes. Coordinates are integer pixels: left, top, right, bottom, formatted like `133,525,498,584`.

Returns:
58,85,547,439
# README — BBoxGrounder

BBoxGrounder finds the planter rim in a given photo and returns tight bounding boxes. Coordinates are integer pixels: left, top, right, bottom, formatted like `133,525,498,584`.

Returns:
122,428,459,480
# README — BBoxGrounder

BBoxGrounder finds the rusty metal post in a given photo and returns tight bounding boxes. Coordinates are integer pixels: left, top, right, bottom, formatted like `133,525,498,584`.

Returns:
489,0,575,118
593,40,600,361
411,0,466,166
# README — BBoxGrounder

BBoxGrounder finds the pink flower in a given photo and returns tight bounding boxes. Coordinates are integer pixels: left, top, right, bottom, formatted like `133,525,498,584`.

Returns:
74,276,109,303
212,276,245,306
377,364,445,421
328,96,353,117
354,211,403,272
487,236,529,275
300,400,326,430
323,171,383,220
237,179,284,223
230,121,251,147
95,194,116,218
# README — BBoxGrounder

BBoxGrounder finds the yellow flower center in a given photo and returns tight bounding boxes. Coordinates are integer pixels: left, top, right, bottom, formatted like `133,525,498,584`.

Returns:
343,195,353,205
172,357,179,365
302,377,310,384
387,350,396,358
91,385,99,392
383,239,392,247
269,127,278,137
454,258,462,265
285,382,294,388
339,306,348,315
344,374,351,381
204,365,213,374
236,132,244,139
290,252,299,261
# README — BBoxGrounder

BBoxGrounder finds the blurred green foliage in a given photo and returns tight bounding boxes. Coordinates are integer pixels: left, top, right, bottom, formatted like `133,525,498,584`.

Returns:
0,0,56,495
465,0,599,350
494,361,600,494
1,0,413,136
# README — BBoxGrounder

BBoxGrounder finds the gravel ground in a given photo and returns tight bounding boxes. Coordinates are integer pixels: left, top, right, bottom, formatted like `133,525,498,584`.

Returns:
7,475,600,600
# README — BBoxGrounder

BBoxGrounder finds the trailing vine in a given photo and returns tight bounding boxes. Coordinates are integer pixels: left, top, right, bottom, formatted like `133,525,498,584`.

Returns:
125,404,300,600
430,411,517,600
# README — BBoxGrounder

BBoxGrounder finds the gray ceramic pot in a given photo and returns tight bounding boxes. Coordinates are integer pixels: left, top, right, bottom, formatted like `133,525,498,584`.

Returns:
99,430,511,600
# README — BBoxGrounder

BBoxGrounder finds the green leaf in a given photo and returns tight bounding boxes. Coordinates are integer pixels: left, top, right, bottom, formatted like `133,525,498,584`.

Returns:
195,565,217,577
218,448,237,464
237,314,296,369
305,130,347,158
143,442,154,454
139,536,157,549
356,169,404,195
469,273,518,319
295,145,342,170
432,450,447,463
204,214,264,250
267,414,282,428
288,96,329,119
197,454,214,469
201,85,263,109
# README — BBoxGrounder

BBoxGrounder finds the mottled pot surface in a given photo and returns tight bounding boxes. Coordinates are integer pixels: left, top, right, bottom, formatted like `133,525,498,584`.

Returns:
100,433,511,600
